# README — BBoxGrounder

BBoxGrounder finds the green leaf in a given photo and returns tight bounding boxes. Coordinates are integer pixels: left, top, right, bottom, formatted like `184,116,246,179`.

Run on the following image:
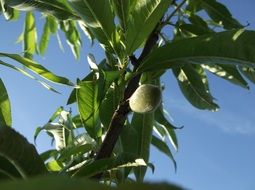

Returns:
173,64,219,111
125,0,171,55
58,144,93,162
46,159,63,172
111,0,130,31
119,122,139,178
188,14,209,29
151,135,176,171
40,149,58,162
0,52,74,86
131,112,154,182
39,16,52,55
0,176,183,190
0,156,21,180
5,0,79,20
67,72,95,105
198,0,243,29
154,108,178,150
43,123,66,150
68,0,117,53
78,21,95,44
0,127,48,178
0,59,60,93
203,64,249,89
24,12,37,59
72,158,113,177
60,20,81,59
179,23,213,36
76,80,101,138
99,85,120,129
48,106,64,123
0,0,19,20
239,67,255,84
138,30,255,72
0,79,11,127
73,153,146,178
33,126,43,145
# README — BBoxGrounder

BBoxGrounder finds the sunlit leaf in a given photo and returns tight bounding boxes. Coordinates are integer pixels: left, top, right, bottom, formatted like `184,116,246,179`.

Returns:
125,0,171,55
112,0,130,31
203,64,249,89
68,0,117,54
60,20,81,59
46,159,63,172
0,0,19,20
5,0,79,20
43,123,65,150
39,16,52,55
0,59,60,93
24,12,36,59
0,52,74,85
0,79,11,127
76,80,101,138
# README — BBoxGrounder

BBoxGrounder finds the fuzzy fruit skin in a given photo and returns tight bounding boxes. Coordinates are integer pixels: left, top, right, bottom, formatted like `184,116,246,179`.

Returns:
129,84,162,114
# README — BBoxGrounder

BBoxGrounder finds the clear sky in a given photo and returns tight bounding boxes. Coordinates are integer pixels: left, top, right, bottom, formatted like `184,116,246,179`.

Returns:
0,1,255,190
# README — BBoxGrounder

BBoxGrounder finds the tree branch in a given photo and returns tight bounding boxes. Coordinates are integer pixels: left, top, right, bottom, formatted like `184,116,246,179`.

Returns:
92,23,160,180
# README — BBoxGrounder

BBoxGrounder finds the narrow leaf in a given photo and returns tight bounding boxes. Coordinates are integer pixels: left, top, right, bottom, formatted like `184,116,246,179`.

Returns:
239,66,255,84
24,12,36,59
39,16,51,55
0,52,73,85
203,64,249,89
99,86,120,129
60,20,81,59
173,64,219,111
112,0,130,31
199,0,243,29
151,135,176,170
154,108,178,150
138,30,255,72
6,0,79,20
0,59,60,93
0,79,11,127
132,112,154,182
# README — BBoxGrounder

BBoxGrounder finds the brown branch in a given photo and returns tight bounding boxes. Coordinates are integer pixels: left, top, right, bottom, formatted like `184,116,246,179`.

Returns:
92,23,160,180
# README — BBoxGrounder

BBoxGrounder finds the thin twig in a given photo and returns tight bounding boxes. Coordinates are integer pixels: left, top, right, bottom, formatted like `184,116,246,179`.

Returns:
160,0,187,29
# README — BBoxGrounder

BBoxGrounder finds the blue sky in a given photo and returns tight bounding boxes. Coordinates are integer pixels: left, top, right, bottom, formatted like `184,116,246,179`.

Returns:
0,1,255,190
